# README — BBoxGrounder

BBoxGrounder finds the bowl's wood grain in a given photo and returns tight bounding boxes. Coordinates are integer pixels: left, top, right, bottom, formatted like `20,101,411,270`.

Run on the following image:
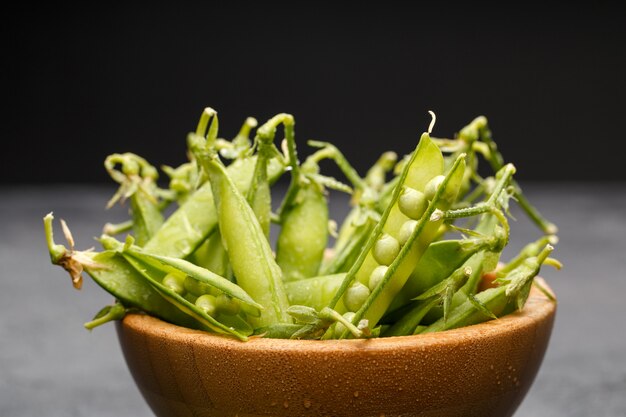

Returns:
116,281,556,417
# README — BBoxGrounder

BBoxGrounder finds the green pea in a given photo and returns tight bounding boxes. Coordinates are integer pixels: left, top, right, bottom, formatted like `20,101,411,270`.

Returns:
373,233,400,266
162,273,186,295
334,312,356,338
424,175,445,201
398,220,418,246
183,275,213,296
368,265,388,291
398,187,428,219
344,282,371,312
216,293,241,316
195,294,218,316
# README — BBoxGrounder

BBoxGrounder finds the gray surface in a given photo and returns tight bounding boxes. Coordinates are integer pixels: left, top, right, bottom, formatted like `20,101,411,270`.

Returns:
1,183,625,417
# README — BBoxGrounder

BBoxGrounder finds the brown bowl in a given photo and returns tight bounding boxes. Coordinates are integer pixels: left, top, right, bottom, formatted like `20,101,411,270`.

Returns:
116,280,556,417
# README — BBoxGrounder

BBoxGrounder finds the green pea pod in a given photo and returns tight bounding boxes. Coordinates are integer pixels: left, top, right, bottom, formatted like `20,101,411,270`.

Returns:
383,297,440,337
190,119,292,327
421,286,511,333
387,237,496,314
385,262,474,337
285,273,347,311
189,229,230,278
247,121,285,240
106,236,263,316
332,207,362,256
334,135,465,336
143,155,284,258
424,250,491,324
44,214,196,328
325,134,444,318
205,155,292,326
423,245,554,333
276,185,329,281
122,254,251,340
129,190,164,246
254,323,305,339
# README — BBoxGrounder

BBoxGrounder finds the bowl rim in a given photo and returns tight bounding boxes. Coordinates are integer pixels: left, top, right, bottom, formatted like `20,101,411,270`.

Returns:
120,278,556,352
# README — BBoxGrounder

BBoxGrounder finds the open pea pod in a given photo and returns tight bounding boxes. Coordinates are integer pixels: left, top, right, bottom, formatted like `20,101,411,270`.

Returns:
106,237,263,316
189,111,292,328
327,133,466,338
122,253,252,341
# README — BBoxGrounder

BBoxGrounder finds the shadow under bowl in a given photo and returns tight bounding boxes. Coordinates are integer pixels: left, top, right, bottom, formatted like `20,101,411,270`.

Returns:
116,281,556,417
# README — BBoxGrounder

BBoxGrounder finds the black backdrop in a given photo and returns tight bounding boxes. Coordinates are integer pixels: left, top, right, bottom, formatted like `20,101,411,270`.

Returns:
3,4,625,184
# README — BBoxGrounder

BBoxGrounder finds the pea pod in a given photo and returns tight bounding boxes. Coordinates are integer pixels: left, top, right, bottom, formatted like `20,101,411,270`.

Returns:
422,244,554,333
276,184,329,281
121,251,252,340
387,235,500,314
325,132,466,338
188,229,230,278
190,112,292,327
99,235,264,316
247,120,284,239
276,140,353,281
285,273,347,311
347,156,465,334
44,213,197,328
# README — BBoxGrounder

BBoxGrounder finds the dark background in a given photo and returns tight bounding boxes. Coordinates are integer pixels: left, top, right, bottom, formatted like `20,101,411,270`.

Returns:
3,3,625,184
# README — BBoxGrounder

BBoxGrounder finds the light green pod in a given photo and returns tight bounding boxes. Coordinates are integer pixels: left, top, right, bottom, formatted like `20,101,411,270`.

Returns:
276,185,329,281
285,273,347,311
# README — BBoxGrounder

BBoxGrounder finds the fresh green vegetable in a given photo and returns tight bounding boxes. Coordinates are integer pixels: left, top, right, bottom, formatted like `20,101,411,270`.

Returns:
44,108,559,340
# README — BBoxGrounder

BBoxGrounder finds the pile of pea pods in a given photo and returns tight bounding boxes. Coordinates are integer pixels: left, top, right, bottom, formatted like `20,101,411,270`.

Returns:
44,108,560,341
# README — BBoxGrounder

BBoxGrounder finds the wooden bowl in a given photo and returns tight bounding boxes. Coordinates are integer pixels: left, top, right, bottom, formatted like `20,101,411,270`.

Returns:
116,280,556,417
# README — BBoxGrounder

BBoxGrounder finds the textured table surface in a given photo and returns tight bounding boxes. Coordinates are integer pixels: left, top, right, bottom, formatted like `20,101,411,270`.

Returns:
1,183,625,417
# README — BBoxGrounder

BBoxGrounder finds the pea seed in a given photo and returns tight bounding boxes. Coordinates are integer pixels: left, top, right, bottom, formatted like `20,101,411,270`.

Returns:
184,276,213,296
368,265,389,291
344,282,371,311
216,293,241,315
424,175,445,201
334,312,356,337
195,294,218,316
398,187,428,219
373,233,400,266
398,220,418,246
162,273,186,295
